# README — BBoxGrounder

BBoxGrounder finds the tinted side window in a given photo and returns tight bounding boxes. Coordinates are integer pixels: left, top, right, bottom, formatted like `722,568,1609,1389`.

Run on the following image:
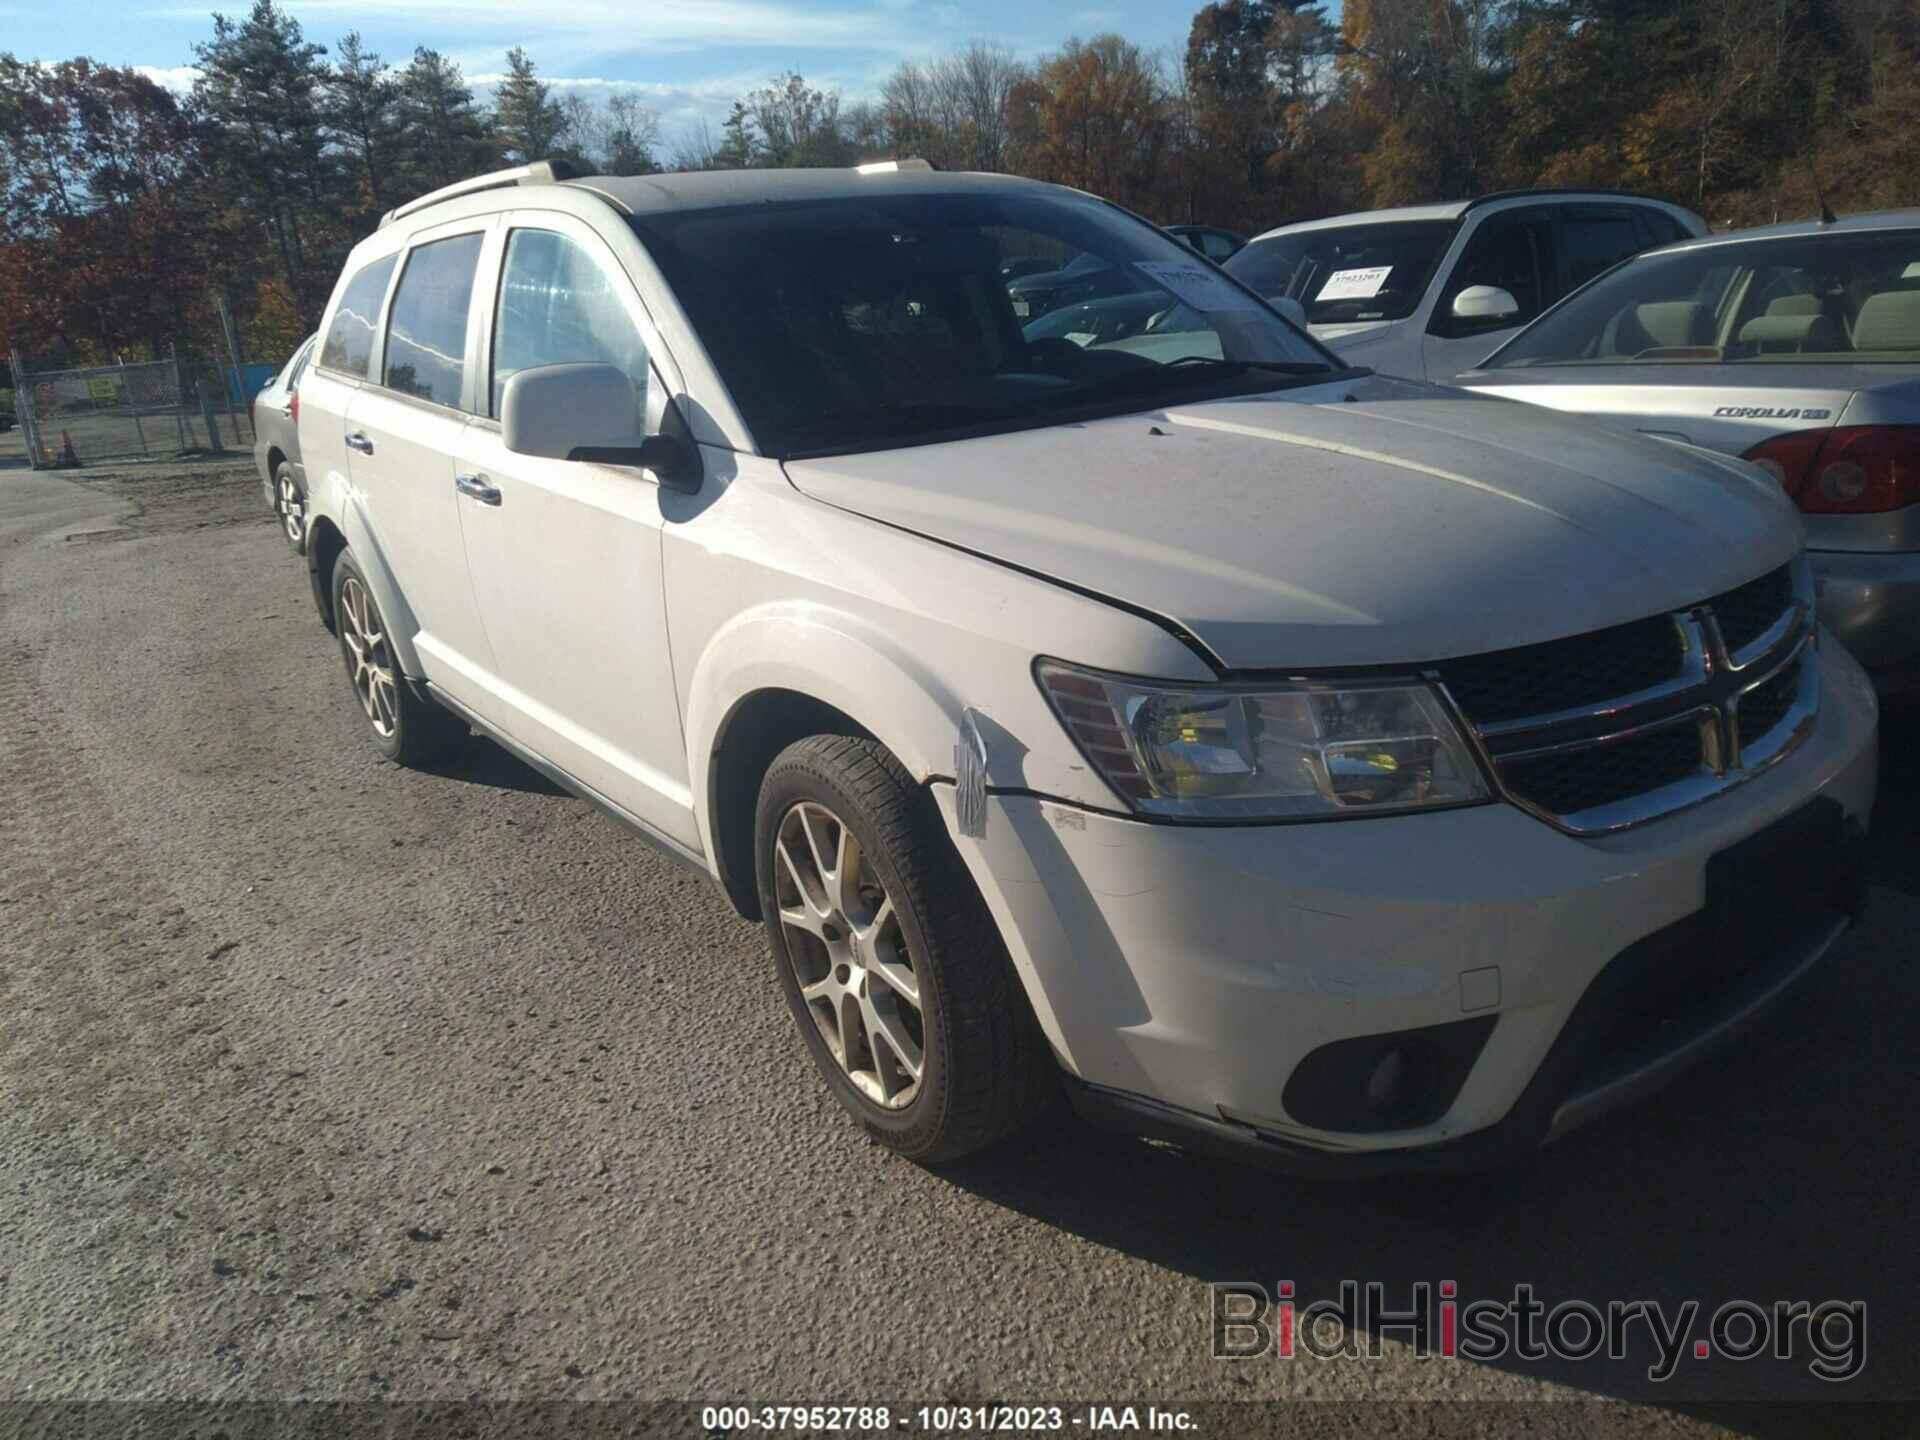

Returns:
492,229,649,417
384,233,484,408
1635,208,1685,247
320,256,396,377
1561,210,1644,292
1436,214,1550,334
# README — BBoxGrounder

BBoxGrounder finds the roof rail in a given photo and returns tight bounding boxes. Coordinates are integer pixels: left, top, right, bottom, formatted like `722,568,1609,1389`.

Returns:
855,158,935,174
378,159,582,230
1461,187,1688,212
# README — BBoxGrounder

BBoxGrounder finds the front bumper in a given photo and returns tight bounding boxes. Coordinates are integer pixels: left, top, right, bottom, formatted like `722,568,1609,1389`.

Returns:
1813,546,1920,678
944,639,1878,1172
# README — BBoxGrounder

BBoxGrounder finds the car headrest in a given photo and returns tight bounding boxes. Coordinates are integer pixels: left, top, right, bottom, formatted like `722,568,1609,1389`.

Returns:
1852,290,1920,351
1765,294,1821,316
1633,301,1712,349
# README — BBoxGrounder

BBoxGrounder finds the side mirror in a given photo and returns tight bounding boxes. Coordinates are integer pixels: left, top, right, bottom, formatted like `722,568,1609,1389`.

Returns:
501,361,700,492
1451,285,1520,323
1266,296,1308,328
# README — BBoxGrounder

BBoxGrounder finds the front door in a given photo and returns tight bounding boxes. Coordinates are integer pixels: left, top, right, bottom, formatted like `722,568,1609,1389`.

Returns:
452,215,696,848
1423,208,1555,381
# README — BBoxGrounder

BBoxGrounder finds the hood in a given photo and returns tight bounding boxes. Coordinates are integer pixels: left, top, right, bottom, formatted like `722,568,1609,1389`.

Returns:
783,375,1803,671
1310,319,1406,356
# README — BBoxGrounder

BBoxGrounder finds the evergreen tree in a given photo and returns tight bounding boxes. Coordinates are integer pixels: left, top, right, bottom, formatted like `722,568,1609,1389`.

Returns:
398,47,498,192
714,101,756,168
192,0,335,321
325,32,401,215
493,46,569,163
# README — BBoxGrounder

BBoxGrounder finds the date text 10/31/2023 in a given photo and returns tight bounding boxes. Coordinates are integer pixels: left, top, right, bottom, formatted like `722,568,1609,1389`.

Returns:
698,1405,1199,1431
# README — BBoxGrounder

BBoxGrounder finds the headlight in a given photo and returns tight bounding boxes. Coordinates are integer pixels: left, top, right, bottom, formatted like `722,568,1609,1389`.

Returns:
1036,660,1491,821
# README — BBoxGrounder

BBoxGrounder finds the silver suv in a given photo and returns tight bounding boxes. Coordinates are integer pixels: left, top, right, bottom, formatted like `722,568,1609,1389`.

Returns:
1226,191,1706,382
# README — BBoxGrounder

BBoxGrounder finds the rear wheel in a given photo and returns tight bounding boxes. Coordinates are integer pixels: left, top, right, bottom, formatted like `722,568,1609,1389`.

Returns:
329,550,466,767
755,735,1055,1163
274,462,307,555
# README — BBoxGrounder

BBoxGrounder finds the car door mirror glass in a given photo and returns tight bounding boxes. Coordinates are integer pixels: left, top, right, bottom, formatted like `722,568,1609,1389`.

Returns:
1452,285,1520,322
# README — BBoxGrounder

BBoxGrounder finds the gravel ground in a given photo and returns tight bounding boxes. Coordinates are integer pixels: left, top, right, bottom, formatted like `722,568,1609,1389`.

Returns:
0,445,1913,1432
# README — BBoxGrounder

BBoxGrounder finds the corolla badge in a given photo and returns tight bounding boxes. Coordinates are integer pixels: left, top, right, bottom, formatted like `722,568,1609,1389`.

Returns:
1713,406,1832,420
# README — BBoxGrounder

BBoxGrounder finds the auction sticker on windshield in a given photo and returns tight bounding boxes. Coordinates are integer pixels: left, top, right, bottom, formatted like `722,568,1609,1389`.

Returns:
1316,266,1392,302
1134,259,1260,313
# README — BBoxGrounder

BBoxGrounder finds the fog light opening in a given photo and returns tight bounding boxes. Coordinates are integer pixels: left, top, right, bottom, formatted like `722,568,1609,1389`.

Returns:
1365,1048,1409,1116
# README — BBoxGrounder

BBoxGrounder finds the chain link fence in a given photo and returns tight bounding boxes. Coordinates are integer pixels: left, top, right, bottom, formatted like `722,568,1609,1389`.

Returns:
5,352,264,469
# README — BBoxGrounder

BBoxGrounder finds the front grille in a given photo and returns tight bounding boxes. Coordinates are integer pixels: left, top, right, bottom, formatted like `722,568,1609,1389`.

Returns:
1436,614,1686,725
1737,654,1803,744
1500,720,1704,818
1435,561,1814,833
1708,564,1795,654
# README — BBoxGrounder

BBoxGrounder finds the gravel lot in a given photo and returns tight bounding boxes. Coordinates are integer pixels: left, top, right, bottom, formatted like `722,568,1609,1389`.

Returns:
0,442,1914,1432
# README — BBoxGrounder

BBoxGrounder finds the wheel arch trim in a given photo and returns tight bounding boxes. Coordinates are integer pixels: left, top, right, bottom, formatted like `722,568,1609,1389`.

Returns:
686,604,963,916
306,474,426,679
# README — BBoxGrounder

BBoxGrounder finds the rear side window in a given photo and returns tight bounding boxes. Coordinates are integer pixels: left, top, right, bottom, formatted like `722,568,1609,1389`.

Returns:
1561,209,1644,291
319,256,396,377
1636,208,1688,247
385,233,484,408
491,229,649,417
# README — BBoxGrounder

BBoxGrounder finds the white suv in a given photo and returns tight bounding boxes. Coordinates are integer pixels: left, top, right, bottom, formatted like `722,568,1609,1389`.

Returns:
297,163,1875,1173
1226,191,1706,383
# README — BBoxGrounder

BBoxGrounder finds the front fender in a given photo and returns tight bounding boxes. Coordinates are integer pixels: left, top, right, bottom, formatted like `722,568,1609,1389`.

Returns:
683,600,962,865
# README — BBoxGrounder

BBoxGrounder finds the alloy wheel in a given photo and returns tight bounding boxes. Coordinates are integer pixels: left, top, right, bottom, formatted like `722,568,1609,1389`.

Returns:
339,575,399,738
774,800,925,1108
278,472,305,544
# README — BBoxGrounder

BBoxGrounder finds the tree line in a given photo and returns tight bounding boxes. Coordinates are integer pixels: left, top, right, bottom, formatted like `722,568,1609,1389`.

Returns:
3,0,1916,366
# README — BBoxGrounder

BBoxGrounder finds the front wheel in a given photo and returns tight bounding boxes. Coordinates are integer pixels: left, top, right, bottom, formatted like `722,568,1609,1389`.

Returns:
755,735,1055,1163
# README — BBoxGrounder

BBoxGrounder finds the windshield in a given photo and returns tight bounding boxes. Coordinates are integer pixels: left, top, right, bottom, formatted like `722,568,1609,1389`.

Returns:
629,191,1342,458
1224,221,1456,325
1486,228,1920,368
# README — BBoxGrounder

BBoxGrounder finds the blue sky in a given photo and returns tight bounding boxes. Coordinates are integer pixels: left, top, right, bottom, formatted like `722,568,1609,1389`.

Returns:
12,0,1206,148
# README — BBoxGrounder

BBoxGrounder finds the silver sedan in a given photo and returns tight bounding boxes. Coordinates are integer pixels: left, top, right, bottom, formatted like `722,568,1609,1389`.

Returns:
251,334,317,556
1456,211,1920,693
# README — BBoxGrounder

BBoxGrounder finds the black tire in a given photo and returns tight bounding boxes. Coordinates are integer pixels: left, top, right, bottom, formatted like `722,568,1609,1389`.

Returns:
274,461,308,556
755,734,1055,1163
329,549,466,767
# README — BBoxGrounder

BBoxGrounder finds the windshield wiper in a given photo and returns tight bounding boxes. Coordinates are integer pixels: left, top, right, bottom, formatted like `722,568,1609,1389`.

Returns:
1160,356,1336,375
1058,357,1342,400
781,399,1022,440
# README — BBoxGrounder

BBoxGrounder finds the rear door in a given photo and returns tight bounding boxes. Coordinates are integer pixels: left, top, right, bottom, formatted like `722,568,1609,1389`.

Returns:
451,213,696,847
343,216,498,701
302,254,397,546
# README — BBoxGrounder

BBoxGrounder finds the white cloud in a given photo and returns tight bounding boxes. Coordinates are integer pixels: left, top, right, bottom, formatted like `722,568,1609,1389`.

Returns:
134,63,201,92
145,0,933,52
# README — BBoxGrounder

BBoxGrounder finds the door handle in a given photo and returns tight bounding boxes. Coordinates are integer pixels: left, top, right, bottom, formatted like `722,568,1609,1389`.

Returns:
454,472,502,506
344,431,374,454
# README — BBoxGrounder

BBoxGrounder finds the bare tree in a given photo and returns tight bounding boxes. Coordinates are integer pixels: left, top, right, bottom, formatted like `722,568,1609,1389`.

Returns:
669,117,719,172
